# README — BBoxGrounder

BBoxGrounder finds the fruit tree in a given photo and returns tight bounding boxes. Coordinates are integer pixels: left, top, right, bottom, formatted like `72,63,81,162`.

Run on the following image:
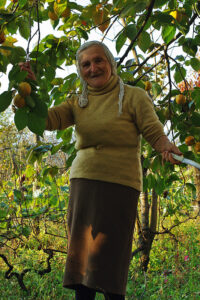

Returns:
0,0,200,285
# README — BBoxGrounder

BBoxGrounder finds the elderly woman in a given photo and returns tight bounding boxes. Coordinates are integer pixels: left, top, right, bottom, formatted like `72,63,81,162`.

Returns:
20,41,181,300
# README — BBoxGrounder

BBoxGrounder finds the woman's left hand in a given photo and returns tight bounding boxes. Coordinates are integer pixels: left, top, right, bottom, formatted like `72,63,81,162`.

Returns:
153,135,182,164
162,149,182,165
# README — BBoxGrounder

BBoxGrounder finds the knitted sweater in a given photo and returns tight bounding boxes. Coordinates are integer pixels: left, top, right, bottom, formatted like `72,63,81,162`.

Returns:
46,75,165,191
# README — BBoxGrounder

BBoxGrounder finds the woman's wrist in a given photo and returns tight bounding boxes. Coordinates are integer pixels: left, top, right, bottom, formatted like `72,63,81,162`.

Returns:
153,135,171,153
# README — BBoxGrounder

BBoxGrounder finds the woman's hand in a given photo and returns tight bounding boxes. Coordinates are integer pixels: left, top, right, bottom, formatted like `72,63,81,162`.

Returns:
153,135,182,164
19,61,36,81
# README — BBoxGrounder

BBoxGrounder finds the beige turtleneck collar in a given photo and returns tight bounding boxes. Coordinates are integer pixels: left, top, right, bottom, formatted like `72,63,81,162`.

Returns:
87,75,119,96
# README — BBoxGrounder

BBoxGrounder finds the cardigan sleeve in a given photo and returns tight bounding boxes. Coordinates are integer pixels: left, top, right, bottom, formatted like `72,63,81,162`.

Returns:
129,87,165,146
46,98,75,131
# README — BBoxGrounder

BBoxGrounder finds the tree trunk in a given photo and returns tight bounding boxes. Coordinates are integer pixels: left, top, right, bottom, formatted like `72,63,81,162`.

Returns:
137,189,158,271
194,168,200,212
150,189,158,232
33,134,41,235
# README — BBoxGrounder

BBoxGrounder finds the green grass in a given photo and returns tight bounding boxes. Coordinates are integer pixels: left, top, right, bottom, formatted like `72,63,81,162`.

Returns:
0,218,200,299
127,218,200,299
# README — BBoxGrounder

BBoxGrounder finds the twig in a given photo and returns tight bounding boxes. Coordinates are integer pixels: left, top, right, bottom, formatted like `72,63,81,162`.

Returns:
120,12,198,78
164,46,176,142
101,14,119,42
0,249,54,291
131,246,145,258
154,213,199,236
35,0,41,66
37,249,54,276
130,57,164,86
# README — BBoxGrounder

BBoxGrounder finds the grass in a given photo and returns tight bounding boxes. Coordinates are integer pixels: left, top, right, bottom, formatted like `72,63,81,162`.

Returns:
0,218,200,300
127,218,200,299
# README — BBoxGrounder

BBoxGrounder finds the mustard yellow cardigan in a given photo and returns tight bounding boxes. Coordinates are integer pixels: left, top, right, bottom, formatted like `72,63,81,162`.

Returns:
46,76,165,191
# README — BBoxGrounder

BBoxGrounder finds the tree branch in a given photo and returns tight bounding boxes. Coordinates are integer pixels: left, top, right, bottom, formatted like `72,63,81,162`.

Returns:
120,12,198,79
117,0,156,66
0,254,30,291
0,249,55,291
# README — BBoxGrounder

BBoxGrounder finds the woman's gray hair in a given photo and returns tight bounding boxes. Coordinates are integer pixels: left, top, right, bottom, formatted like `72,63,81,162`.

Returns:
76,40,124,114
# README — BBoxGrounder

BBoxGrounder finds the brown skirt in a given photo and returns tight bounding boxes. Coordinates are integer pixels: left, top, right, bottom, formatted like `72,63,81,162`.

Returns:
63,178,140,295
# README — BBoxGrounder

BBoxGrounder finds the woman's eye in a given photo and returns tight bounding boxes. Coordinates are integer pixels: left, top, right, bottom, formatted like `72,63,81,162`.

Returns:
82,62,90,68
96,58,102,63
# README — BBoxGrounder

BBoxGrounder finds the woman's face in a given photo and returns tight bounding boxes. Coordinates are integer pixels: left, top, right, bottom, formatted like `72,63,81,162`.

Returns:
79,45,112,88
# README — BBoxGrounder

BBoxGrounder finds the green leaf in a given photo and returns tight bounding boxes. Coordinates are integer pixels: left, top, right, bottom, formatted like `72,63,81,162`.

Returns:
22,226,31,237
147,173,156,189
120,71,133,81
57,127,73,142
179,144,189,153
7,20,18,34
132,1,147,13
174,66,186,83
49,166,59,178
151,156,161,172
0,13,14,22
152,12,173,28
18,0,28,8
138,31,151,53
175,55,185,61
152,82,162,97
66,153,76,169
50,195,58,206
124,24,137,40
182,38,198,57
62,143,76,155
116,32,126,53
143,177,148,192
9,65,27,83
51,142,63,155
14,108,28,131
190,58,200,72
112,0,122,10
168,0,175,9
155,178,165,195
76,28,88,40
13,46,26,57
46,66,56,81
166,174,180,185
51,78,64,85
155,0,169,8
14,189,22,202
120,3,135,18
27,113,46,136
0,0,7,8
19,20,30,40
31,94,48,118
162,25,176,44
191,112,200,126
191,88,200,109
0,209,7,219
186,183,196,193
0,91,12,112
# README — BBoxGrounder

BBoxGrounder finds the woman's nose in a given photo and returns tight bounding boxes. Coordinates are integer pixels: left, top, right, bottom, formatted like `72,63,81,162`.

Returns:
90,62,98,72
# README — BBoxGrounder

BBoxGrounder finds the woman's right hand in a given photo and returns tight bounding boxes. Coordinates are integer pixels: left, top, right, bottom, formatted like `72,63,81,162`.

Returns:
19,61,36,81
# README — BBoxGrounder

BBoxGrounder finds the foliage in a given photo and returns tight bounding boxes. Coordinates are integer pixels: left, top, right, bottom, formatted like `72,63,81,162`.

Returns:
1,0,200,294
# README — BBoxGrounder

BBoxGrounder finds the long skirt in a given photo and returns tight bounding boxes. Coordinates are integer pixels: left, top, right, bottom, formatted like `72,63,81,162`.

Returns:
63,178,140,296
